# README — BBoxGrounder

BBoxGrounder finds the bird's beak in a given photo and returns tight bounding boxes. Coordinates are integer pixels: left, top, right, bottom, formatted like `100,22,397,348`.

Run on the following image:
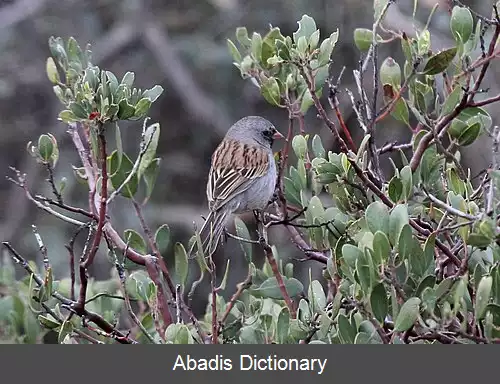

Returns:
273,130,285,140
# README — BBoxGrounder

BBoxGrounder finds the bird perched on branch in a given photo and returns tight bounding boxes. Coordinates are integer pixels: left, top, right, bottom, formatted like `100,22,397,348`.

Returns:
190,116,284,257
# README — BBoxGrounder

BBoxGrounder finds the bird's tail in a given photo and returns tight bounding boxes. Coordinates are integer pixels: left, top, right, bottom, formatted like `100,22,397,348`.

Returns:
189,210,229,258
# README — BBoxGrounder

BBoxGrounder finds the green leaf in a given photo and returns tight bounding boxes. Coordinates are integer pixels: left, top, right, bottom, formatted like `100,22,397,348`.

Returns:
165,323,193,344
318,30,339,66
365,201,390,235
69,102,88,119
309,29,320,50
433,278,455,305
380,57,401,89
468,233,492,249
117,100,136,120
398,224,413,260
134,98,152,118
66,37,83,64
421,233,436,275
337,313,356,344
389,204,409,246
249,277,304,299
400,165,413,200
440,86,462,117
251,32,263,62
300,88,314,114
38,134,54,162
143,158,160,200
38,314,60,330
292,135,307,158
475,275,493,320
234,217,252,263
457,122,481,146
227,39,242,63
46,57,60,84
239,325,265,344
308,280,327,313
372,231,391,265
370,283,389,323
142,85,164,103
390,98,410,125
422,47,457,75
138,122,160,178
450,6,474,43
57,319,73,344
388,176,403,202
174,243,189,286
154,224,171,252
353,28,379,52
114,123,123,168
311,135,325,158
276,307,290,344
262,27,285,66
236,27,252,47
219,260,230,290
124,229,147,254
121,71,135,88
342,244,363,269
394,297,421,331
261,77,281,106
356,250,374,295
293,15,317,44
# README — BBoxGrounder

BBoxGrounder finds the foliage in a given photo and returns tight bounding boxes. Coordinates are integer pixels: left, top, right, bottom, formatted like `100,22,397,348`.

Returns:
2,1,500,344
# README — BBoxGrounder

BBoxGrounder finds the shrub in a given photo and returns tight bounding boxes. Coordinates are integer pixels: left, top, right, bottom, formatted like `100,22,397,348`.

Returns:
2,1,500,344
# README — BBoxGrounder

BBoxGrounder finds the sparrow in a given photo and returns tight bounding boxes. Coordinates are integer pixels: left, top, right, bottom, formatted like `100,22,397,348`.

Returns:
191,116,284,257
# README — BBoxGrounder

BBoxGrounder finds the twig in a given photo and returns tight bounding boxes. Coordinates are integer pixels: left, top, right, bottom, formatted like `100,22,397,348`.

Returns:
224,231,260,244
144,256,173,333
2,242,136,344
209,258,218,344
7,168,86,226
425,191,479,220
131,199,176,295
107,121,157,203
220,267,253,325
298,66,349,153
65,223,90,301
45,163,63,204
377,141,412,154
35,195,97,219
327,67,358,152
175,284,182,324
31,225,49,271
111,241,157,344
131,199,174,331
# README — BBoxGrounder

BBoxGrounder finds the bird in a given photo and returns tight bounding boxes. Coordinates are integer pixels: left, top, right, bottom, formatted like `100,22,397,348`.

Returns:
190,116,284,257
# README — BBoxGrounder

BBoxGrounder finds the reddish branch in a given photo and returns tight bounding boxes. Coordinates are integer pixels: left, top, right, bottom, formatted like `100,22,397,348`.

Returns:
260,239,296,317
82,128,108,270
144,257,172,329
298,66,352,153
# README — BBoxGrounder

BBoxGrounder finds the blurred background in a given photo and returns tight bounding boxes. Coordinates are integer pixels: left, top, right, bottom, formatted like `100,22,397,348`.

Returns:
0,0,497,315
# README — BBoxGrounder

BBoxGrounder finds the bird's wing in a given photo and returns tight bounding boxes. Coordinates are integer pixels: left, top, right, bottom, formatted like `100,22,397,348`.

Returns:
206,139,269,211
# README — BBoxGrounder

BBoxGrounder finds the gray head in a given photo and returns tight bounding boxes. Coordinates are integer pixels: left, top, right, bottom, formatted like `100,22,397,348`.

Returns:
225,116,283,148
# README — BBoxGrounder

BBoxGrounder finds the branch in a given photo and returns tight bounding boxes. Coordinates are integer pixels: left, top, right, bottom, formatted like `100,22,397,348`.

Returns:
259,236,296,318
2,242,136,344
425,191,479,220
7,168,86,227
81,127,107,270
